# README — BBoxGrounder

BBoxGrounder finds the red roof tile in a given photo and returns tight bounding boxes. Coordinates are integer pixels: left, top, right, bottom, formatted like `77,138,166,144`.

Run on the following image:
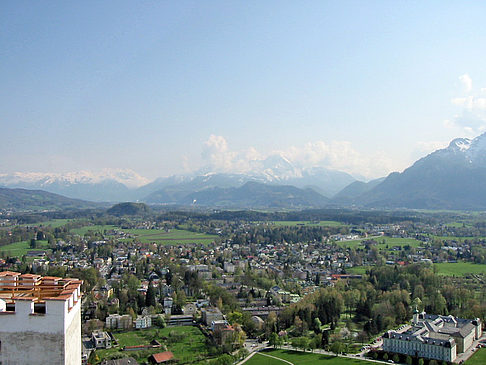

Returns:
151,351,174,363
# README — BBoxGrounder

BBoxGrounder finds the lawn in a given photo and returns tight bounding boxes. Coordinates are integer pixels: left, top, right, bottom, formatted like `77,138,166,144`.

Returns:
346,266,370,275
23,218,71,228
466,348,486,365
269,221,345,228
70,225,118,235
245,349,371,365
121,228,218,246
337,237,422,250
434,262,486,276
0,240,50,257
94,326,210,364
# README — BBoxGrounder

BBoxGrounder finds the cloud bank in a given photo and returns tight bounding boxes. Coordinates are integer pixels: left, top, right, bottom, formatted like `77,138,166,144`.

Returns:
200,134,397,179
448,74,486,135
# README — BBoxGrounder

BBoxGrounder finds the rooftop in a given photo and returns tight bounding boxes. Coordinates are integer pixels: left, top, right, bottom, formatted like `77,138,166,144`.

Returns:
0,271,82,304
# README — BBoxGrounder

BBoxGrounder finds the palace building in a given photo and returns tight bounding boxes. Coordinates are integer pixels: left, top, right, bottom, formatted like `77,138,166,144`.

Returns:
383,309,482,362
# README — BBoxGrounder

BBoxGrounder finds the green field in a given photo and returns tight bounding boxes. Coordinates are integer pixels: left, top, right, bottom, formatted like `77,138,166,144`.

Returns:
0,240,50,257
346,266,370,275
70,224,217,245
70,225,117,235
94,326,209,364
245,349,371,365
23,219,72,228
466,348,486,365
434,262,486,276
269,221,345,227
121,228,218,246
338,237,422,250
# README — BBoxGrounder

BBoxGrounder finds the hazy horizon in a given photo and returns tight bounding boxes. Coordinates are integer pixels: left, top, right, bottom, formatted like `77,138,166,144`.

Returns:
2,1,486,181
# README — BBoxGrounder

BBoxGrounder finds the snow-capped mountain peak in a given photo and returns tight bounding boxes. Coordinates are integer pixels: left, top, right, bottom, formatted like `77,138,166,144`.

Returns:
448,137,472,152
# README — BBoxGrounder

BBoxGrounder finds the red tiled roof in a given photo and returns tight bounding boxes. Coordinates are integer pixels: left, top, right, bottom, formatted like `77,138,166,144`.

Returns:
151,351,174,363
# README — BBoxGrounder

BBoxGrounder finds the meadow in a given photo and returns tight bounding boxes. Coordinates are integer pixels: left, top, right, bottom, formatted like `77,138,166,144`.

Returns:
23,218,72,228
94,326,209,364
122,228,218,246
0,239,50,257
337,236,422,250
466,348,486,365
269,221,346,227
245,349,371,365
70,225,118,235
434,262,486,276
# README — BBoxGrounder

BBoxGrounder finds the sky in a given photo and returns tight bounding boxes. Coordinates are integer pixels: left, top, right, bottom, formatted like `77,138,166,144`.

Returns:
2,1,486,183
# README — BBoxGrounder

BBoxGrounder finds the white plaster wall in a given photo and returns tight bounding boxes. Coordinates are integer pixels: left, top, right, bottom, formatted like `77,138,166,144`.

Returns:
0,297,81,364
64,303,81,365
0,330,65,365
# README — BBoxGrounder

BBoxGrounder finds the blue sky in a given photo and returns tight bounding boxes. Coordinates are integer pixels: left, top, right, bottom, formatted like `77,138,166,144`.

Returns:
2,1,486,181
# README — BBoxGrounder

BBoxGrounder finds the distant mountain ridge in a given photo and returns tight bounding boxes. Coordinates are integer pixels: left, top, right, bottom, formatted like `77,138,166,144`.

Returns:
343,132,486,209
181,181,330,209
0,155,356,202
0,187,100,212
5,133,486,210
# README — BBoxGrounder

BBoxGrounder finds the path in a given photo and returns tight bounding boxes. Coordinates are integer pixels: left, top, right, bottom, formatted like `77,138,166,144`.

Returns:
257,352,295,365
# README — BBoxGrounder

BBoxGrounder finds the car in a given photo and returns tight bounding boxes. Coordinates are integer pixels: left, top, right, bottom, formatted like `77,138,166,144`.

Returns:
387,361,394,364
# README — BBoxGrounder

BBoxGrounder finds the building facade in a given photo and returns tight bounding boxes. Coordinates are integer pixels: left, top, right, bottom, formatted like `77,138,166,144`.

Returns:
0,271,83,365
383,310,482,362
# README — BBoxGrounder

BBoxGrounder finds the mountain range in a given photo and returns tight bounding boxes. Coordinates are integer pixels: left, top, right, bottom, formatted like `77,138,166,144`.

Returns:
3,133,486,210
0,155,356,203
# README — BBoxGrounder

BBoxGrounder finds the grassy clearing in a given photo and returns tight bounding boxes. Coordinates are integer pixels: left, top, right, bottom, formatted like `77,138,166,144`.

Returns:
23,218,72,228
430,235,486,242
466,348,486,365
94,326,209,364
434,262,486,276
268,221,345,227
0,240,50,257
346,266,370,275
246,349,371,365
122,228,218,246
337,237,422,250
70,225,118,235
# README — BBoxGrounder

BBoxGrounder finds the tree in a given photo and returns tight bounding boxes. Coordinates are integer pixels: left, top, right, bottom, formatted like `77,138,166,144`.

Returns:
146,283,156,307
393,354,400,363
383,353,389,361
405,355,413,365
330,341,343,355
418,358,424,365
269,332,279,348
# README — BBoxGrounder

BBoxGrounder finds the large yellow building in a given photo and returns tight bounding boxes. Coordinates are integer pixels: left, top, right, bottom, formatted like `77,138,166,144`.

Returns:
383,310,482,362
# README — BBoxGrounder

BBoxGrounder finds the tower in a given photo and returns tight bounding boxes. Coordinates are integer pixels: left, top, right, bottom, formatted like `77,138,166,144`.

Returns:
0,271,82,365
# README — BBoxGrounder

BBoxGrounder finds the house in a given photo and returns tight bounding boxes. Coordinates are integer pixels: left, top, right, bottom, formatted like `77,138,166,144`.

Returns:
202,307,224,326
106,314,133,330
149,351,174,364
135,315,152,329
183,303,198,315
167,314,194,326
92,331,112,349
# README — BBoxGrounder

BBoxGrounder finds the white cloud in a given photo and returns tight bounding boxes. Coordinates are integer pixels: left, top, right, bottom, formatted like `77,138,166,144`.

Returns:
0,168,149,188
459,74,472,92
415,141,449,155
448,75,486,135
200,135,399,179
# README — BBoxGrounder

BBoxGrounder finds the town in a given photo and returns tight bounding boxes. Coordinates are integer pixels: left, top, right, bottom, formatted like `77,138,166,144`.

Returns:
1,207,486,365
